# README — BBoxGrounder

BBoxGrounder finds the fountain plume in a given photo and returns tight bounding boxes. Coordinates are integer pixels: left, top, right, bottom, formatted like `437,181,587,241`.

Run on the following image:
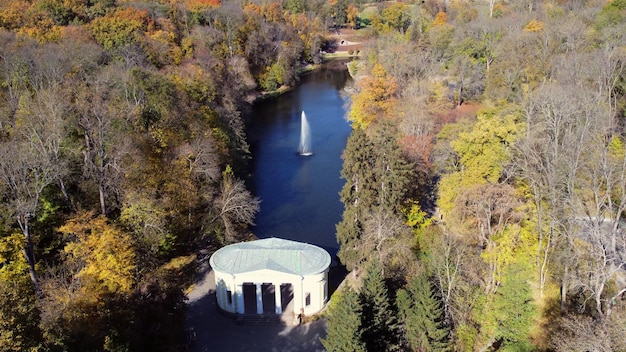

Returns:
299,111,313,156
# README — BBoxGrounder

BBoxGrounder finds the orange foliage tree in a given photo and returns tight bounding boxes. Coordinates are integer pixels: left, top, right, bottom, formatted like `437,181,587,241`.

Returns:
432,11,448,26
89,7,154,51
184,0,220,11
349,63,399,129
0,1,30,30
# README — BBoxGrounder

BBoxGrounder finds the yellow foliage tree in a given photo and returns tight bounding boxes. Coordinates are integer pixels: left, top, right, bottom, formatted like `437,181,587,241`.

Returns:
348,63,398,129
60,211,137,296
523,19,544,32
0,233,41,352
432,11,448,26
89,7,153,51
0,233,30,283
0,1,30,30
437,105,523,216
347,3,359,29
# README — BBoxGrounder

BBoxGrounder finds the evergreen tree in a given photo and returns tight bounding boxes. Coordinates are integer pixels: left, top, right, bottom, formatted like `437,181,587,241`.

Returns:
339,128,377,210
337,128,376,270
321,286,366,352
335,206,364,271
398,271,450,352
337,124,414,271
491,263,536,351
359,260,399,351
370,121,414,212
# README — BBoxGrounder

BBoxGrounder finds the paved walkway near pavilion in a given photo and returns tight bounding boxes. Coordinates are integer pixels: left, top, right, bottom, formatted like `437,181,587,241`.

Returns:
184,259,327,352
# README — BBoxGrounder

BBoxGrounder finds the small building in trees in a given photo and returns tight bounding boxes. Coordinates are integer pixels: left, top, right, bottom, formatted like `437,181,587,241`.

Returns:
209,238,331,322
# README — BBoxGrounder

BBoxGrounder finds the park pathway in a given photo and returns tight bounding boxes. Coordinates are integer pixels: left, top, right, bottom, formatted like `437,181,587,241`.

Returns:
184,257,327,352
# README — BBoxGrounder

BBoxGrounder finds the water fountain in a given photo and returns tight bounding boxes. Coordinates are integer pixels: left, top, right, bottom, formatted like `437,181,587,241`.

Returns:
298,111,313,156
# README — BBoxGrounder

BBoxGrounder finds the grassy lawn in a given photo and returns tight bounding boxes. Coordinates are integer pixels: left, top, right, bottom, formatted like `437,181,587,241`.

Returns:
360,5,379,20
323,52,361,59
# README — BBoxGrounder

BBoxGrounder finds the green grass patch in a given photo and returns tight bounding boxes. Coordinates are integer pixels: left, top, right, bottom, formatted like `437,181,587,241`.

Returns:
323,52,361,60
360,5,379,20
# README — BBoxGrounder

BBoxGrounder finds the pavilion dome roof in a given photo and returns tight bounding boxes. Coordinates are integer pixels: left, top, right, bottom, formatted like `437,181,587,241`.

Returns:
209,237,331,276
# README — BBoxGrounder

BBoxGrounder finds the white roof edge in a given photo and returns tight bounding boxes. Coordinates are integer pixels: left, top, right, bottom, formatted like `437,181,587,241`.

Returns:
209,237,331,276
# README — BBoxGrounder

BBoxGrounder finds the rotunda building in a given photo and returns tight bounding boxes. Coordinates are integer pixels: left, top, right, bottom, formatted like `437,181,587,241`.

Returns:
209,237,331,319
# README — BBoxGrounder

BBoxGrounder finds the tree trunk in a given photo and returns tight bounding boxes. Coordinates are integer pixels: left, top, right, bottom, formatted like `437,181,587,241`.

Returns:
561,265,568,311
99,182,106,216
607,288,626,317
58,177,70,203
18,216,43,300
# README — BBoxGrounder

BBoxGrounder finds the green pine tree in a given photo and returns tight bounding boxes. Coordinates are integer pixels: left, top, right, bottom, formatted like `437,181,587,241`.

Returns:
339,128,377,210
337,124,414,271
370,121,414,212
491,263,536,351
337,128,377,270
321,286,366,352
335,207,364,271
360,260,399,351
398,271,450,352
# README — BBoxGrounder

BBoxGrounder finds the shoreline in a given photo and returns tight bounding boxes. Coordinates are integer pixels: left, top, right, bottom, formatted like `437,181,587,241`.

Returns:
251,56,356,104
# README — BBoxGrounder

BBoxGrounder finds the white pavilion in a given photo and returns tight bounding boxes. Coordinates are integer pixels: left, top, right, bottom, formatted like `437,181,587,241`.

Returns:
209,237,331,320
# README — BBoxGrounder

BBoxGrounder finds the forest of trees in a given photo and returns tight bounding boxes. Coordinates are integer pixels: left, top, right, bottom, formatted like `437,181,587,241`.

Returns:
1,0,625,351
0,0,348,350
328,0,626,350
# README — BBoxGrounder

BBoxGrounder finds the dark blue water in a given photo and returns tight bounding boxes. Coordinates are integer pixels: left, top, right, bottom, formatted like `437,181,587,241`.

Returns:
248,63,352,255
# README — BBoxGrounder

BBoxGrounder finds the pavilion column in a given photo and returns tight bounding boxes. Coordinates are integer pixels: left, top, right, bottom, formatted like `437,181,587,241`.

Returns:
235,283,245,314
293,279,302,314
274,283,282,314
256,283,263,314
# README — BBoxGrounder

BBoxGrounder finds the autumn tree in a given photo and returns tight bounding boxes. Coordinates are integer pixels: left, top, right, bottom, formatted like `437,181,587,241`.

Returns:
346,3,359,29
89,7,153,52
60,211,136,295
0,1,31,31
373,3,412,35
348,63,399,129
74,66,136,216
40,211,137,350
212,165,260,244
0,133,56,300
437,104,522,218
514,82,608,304
0,233,42,350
